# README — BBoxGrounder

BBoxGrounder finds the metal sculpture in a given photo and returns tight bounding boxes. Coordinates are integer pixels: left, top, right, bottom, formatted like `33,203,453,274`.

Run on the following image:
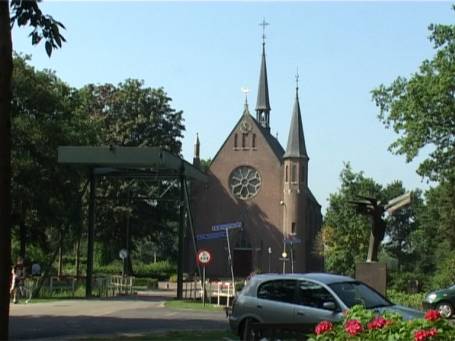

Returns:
351,193,411,262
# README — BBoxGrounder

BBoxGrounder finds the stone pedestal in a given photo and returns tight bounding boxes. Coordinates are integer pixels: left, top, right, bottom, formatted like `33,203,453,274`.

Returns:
355,262,387,296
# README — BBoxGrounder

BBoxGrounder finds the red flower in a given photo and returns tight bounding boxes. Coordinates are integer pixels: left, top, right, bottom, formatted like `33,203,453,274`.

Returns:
424,309,440,321
414,330,428,341
345,319,363,336
426,328,438,337
367,316,388,330
414,328,439,341
315,320,333,335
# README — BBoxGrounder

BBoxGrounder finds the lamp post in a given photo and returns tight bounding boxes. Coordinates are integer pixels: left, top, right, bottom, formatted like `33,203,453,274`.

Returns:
281,251,287,274
280,200,287,274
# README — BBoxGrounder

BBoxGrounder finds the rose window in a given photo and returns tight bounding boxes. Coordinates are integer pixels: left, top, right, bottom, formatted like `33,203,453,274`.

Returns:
229,166,262,200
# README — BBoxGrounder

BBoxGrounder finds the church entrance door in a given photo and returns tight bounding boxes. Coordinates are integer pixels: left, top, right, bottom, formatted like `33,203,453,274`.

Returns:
233,249,252,277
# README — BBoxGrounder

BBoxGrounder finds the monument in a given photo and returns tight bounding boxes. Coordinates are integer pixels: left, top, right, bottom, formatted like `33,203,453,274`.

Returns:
351,193,411,295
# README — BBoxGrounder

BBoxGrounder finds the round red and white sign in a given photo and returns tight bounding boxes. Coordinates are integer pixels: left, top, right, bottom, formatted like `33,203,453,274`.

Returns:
197,250,212,265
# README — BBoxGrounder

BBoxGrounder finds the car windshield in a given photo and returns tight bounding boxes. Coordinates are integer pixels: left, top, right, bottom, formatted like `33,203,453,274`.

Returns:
329,281,393,309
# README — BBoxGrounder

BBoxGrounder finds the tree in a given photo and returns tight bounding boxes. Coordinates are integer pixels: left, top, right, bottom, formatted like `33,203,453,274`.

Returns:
0,1,64,337
10,54,96,269
371,15,455,182
323,164,418,276
371,11,455,286
323,164,383,275
77,80,185,271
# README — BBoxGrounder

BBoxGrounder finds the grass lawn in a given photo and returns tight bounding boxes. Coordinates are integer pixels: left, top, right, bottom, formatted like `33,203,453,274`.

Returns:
165,299,227,312
82,330,238,340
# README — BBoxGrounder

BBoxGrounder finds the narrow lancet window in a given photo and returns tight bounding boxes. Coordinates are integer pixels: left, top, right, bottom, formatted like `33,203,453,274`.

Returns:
291,164,297,183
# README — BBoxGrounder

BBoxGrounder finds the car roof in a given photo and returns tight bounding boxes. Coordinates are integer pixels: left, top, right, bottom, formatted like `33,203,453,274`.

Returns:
251,272,356,285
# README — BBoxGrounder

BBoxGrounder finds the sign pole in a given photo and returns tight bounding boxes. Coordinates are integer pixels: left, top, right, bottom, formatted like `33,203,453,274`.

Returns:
225,228,235,294
202,265,206,307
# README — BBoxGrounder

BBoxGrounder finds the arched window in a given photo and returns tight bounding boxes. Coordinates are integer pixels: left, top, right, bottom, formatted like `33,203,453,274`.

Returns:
242,133,247,148
252,134,256,148
285,165,289,183
234,134,238,148
291,164,297,183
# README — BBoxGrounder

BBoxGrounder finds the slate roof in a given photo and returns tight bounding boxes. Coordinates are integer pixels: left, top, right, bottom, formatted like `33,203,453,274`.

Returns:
283,89,308,159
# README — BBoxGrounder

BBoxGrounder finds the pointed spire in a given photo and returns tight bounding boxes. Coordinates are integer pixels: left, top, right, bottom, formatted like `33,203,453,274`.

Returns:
256,19,271,131
193,133,201,168
242,86,251,116
284,72,308,159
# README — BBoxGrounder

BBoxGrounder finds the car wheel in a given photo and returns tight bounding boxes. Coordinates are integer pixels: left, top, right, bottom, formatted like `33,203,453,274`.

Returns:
239,318,258,341
436,301,454,318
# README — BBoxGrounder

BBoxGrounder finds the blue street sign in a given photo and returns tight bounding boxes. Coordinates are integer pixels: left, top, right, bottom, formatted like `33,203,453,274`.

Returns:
196,231,226,241
285,236,302,244
212,221,242,232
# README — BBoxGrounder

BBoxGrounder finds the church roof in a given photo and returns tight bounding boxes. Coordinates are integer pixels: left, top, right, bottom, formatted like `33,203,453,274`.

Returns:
254,117,285,160
255,43,271,113
209,107,284,168
283,87,308,159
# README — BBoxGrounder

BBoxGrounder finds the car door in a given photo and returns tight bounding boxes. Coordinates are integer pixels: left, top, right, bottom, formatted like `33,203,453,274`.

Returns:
255,279,298,323
293,280,343,324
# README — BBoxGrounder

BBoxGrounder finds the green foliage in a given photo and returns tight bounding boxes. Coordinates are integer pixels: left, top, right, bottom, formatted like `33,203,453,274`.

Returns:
431,250,455,288
133,261,176,280
10,0,66,57
371,16,455,182
11,54,93,262
309,305,455,340
323,164,418,276
133,277,158,289
199,158,212,172
387,289,424,310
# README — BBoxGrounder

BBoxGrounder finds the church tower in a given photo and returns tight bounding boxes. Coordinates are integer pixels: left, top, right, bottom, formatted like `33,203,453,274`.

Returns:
282,75,310,272
256,21,271,132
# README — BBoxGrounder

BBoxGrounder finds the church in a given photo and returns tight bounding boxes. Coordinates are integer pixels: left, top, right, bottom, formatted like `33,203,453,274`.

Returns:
187,33,323,278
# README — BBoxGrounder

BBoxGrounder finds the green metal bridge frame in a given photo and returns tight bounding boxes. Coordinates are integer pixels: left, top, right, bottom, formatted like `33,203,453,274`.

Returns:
58,146,206,298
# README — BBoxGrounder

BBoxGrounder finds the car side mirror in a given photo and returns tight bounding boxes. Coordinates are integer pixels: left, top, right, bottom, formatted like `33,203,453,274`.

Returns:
322,301,336,311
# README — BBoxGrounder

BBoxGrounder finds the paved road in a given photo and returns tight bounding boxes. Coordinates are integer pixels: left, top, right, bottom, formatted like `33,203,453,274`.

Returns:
9,292,229,340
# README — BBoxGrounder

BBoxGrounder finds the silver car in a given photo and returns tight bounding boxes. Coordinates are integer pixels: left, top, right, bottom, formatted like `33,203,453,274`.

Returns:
228,273,423,337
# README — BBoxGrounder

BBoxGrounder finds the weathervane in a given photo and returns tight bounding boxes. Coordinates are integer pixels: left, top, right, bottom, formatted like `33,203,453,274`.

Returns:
241,86,250,105
259,18,269,44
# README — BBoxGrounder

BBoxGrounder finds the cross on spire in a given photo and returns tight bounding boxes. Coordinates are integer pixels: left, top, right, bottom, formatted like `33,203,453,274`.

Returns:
259,18,269,44
295,67,300,92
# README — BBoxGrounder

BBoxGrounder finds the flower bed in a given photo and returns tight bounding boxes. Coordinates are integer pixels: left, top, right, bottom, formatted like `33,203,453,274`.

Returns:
309,306,455,340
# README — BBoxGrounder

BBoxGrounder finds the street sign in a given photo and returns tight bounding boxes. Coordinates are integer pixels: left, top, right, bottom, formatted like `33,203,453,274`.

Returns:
212,221,242,232
197,250,212,265
196,231,226,241
285,236,302,244
119,249,128,260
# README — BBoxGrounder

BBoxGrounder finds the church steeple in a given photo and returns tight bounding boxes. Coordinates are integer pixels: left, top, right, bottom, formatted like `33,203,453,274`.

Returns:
284,73,308,160
256,19,271,132
193,133,201,169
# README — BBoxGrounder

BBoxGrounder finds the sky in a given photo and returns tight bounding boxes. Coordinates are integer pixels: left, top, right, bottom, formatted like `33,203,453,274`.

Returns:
11,1,454,212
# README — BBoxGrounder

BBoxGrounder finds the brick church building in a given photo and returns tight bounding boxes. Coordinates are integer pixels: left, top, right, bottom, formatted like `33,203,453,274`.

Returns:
187,38,323,278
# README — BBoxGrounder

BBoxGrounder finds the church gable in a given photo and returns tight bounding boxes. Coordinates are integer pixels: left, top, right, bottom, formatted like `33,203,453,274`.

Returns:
209,110,283,171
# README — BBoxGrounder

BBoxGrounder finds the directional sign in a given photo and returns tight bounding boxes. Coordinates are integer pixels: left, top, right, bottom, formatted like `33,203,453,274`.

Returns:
212,221,242,232
197,250,212,265
196,231,226,241
285,236,302,244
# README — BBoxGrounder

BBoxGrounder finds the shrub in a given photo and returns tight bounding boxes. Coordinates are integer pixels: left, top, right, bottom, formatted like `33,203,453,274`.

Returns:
387,289,424,310
308,306,455,340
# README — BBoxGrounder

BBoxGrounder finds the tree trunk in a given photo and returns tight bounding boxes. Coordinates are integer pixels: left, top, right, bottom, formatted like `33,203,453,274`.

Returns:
58,231,63,278
19,221,26,259
0,1,13,339
75,236,81,278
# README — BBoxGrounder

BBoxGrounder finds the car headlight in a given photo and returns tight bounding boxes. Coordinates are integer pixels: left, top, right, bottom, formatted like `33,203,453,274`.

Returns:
426,293,437,303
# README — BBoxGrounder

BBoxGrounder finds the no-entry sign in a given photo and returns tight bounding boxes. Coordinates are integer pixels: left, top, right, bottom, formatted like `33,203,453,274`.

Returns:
197,250,212,265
